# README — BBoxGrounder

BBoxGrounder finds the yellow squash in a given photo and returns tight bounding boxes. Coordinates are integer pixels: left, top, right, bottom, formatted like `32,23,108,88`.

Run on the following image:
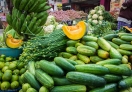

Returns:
6,34,23,48
62,21,86,40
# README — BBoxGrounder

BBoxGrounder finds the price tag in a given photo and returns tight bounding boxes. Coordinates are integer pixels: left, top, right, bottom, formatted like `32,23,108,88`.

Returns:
1,16,6,21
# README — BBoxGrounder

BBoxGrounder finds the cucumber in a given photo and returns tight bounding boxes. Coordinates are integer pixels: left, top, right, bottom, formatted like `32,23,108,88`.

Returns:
117,49,132,55
85,41,99,49
75,60,85,65
103,74,122,83
97,37,111,51
112,38,130,45
77,45,96,56
67,40,79,47
23,71,41,90
96,59,121,65
35,69,54,88
110,47,122,60
66,47,77,54
107,41,119,49
75,64,109,75
104,64,131,76
120,36,132,42
54,57,75,71
97,49,109,59
77,54,90,64
53,77,72,86
39,60,64,77
66,59,78,65
75,42,84,48
69,55,78,61
90,56,104,63
66,72,106,87
103,34,119,41
51,85,87,92
120,44,132,51
62,52,73,58
119,76,132,89
118,33,132,37
82,35,98,42
89,83,117,92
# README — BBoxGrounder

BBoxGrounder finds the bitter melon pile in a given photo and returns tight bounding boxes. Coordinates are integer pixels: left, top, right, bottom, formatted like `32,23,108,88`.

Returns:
6,0,51,40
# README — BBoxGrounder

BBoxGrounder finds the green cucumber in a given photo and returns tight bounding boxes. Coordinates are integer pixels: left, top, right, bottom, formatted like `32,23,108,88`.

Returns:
89,83,117,92
75,64,109,75
35,69,54,88
66,59,78,65
103,74,122,83
54,57,75,71
62,52,73,58
77,45,96,56
120,44,132,51
66,72,106,87
23,71,41,90
82,35,98,42
53,77,72,86
117,49,132,55
67,40,79,47
39,60,64,77
107,41,119,49
104,64,131,76
110,47,122,60
103,34,118,41
96,59,121,65
90,56,104,63
118,33,132,37
119,76,132,89
77,53,90,64
112,38,130,45
75,60,85,65
51,85,87,92
97,37,111,51
66,47,77,54
97,49,109,59
85,41,99,49
120,36,132,42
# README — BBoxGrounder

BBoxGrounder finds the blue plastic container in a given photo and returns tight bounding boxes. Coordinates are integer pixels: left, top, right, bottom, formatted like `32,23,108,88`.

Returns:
0,87,21,92
0,48,23,58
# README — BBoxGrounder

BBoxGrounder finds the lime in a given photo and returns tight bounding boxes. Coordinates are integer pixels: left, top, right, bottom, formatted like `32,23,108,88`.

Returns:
11,75,19,82
22,83,31,92
19,68,26,75
12,60,17,64
1,81,11,90
17,62,25,69
2,66,9,73
0,54,6,58
2,72,12,81
13,69,20,75
0,72,3,81
19,89,23,92
9,63,17,70
4,70,12,74
5,57,13,62
26,88,38,92
4,62,10,66
39,86,49,92
11,81,19,89
0,58,5,62
0,62,5,69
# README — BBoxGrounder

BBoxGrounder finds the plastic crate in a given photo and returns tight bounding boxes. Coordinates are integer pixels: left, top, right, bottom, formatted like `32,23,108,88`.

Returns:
0,48,22,58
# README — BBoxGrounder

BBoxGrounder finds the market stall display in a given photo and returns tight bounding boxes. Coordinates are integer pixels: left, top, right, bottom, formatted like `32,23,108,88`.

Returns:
0,1,132,91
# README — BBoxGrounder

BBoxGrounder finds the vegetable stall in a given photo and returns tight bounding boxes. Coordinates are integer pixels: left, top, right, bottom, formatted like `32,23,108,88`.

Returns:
0,0,132,92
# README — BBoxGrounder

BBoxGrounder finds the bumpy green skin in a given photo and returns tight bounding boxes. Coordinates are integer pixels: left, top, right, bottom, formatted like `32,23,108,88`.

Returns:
112,38,130,45
54,57,75,71
50,85,87,92
75,64,109,75
39,60,64,77
96,59,121,65
110,47,122,60
82,35,98,42
85,41,99,49
103,34,118,41
120,36,132,42
119,76,132,89
89,83,117,92
35,69,54,88
66,72,106,87
107,41,119,49
120,44,132,51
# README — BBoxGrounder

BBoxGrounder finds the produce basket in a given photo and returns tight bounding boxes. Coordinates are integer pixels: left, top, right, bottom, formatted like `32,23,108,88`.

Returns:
0,48,22,58
0,87,21,92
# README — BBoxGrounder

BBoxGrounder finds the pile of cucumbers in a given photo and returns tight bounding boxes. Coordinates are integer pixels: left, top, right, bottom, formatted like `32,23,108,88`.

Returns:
6,0,51,39
18,32,132,92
